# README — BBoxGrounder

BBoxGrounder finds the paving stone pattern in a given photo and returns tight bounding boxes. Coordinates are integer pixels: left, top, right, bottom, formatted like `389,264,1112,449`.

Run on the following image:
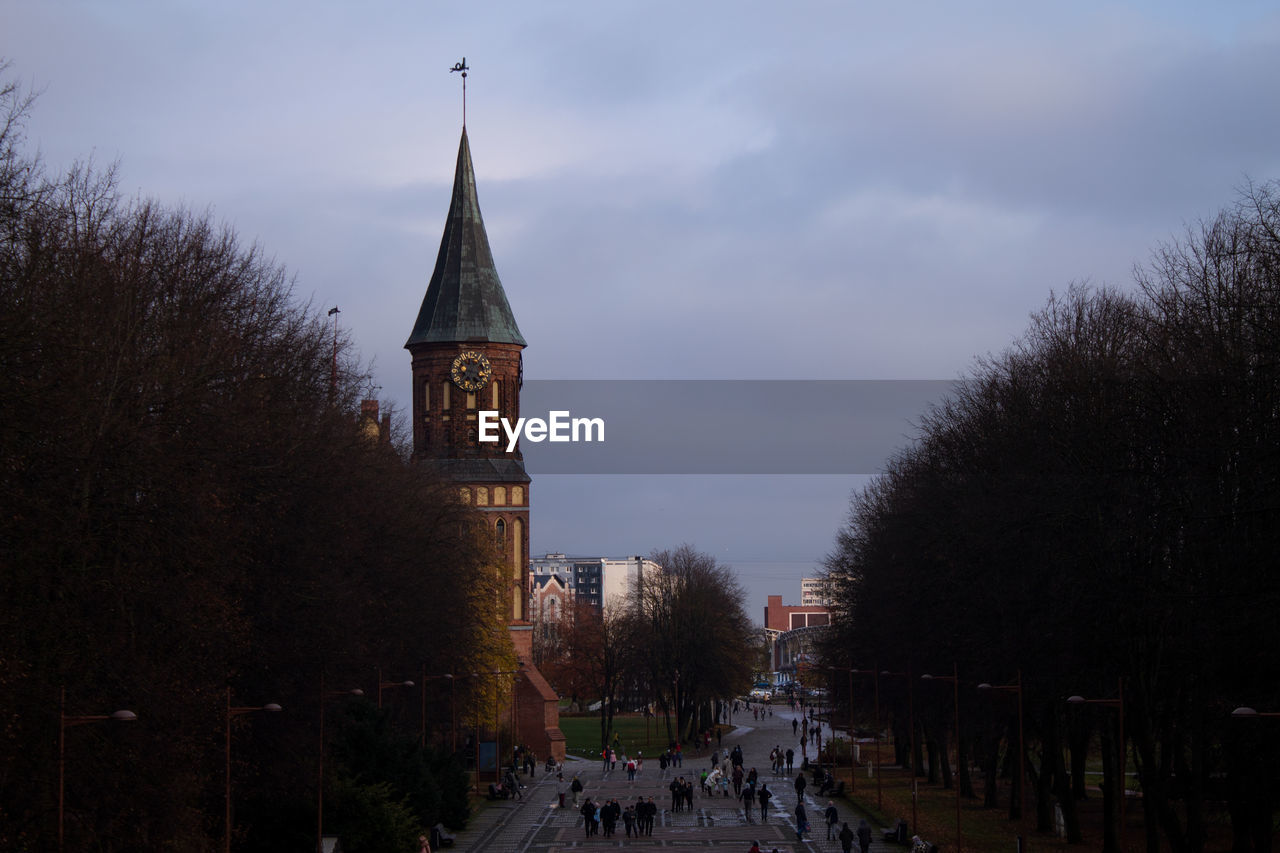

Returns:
447,704,892,852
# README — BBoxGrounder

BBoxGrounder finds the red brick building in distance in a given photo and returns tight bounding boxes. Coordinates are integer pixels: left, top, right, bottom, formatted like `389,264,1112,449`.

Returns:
763,594,831,632
764,595,831,680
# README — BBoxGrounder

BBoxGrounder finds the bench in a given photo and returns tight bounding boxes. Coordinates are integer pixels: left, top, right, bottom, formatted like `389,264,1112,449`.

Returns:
430,823,455,848
883,819,908,844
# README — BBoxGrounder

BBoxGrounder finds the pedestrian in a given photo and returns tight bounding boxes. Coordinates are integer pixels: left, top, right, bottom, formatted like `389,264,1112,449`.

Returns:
646,796,657,835
570,775,583,807
824,800,839,839
857,818,872,853
786,747,794,772
732,764,744,796
795,802,809,839
794,771,807,798
839,821,855,853
757,783,772,822
793,717,799,736
740,783,755,823
623,805,635,837
748,842,761,853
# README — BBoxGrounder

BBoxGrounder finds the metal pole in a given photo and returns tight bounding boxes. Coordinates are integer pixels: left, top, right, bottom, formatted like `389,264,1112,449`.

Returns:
849,667,856,793
58,687,66,853
874,669,882,811
226,687,233,853
1016,669,1025,822
317,677,325,853
954,662,962,853
909,667,917,837
1117,676,1125,852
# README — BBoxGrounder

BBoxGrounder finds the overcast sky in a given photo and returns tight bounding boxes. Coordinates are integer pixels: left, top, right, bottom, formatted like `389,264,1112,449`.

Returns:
6,1,1279,620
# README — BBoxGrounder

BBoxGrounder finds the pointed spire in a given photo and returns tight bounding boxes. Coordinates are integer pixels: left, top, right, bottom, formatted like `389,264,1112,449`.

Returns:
406,129,526,348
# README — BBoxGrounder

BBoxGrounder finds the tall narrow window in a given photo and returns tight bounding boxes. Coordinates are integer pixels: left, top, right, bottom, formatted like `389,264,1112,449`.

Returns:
513,519,525,620
466,391,476,409
442,382,451,409
423,380,430,412
495,518,506,547
494,487,506,506
491,380,500,409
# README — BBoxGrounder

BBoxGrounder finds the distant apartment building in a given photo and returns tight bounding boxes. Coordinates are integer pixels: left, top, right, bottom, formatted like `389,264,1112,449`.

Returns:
529,553,660,622
800,577,830,607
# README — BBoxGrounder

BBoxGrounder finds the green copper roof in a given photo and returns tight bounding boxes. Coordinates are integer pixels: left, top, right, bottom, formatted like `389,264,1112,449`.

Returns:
405,129,527,348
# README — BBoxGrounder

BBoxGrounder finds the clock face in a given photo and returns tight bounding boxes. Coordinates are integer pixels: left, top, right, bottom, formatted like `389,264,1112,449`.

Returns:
451,350,492,391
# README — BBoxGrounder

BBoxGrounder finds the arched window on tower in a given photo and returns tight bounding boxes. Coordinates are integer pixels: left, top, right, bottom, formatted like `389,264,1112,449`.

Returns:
495,518,506,548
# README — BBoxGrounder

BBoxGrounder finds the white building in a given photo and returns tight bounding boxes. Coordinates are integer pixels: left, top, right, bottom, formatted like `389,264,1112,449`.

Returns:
800,577,831,608
529,553,661,617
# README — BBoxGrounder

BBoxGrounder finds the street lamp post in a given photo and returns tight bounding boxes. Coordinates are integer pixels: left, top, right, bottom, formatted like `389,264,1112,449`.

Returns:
852,668,882,810
922,663,963,853
225,688,281,853
824,665,857,793
58,687,136,853
420,670,457,751
376,667,415,709
317,677,364,853
882,669,917,836
1068,677,1125,853
489,669,521,784
978,670,1025,822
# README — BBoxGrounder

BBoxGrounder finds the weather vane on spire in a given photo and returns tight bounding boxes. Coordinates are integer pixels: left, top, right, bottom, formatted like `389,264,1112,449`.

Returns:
450,58,469,127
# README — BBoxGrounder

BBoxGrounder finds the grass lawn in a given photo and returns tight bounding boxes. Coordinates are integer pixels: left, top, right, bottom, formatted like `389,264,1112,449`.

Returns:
832,741,1238,852
558,713,730,760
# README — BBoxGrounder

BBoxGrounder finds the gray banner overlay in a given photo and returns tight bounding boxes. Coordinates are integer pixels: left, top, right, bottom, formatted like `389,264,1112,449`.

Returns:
510,380,961,475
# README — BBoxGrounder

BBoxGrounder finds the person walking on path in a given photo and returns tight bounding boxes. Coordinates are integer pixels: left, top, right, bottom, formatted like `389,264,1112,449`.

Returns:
740,783,756,823
857,818,873,853
794,771,807,798
786,747,794,772
824,800,839,840
570,775,583,807
839,822,855,853
757,783,772,822
795,802,809,840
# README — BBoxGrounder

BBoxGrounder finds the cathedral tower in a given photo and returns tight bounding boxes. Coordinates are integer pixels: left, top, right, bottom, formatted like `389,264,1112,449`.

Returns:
406,128,563,759
406,129,530,638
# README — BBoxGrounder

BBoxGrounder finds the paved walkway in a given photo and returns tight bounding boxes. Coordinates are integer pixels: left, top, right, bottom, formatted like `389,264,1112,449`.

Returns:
447,705,894,852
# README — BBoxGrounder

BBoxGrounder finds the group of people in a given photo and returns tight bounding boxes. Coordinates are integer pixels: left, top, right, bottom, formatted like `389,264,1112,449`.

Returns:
767,744,794,774
577,796,659,838
550,713,882,852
